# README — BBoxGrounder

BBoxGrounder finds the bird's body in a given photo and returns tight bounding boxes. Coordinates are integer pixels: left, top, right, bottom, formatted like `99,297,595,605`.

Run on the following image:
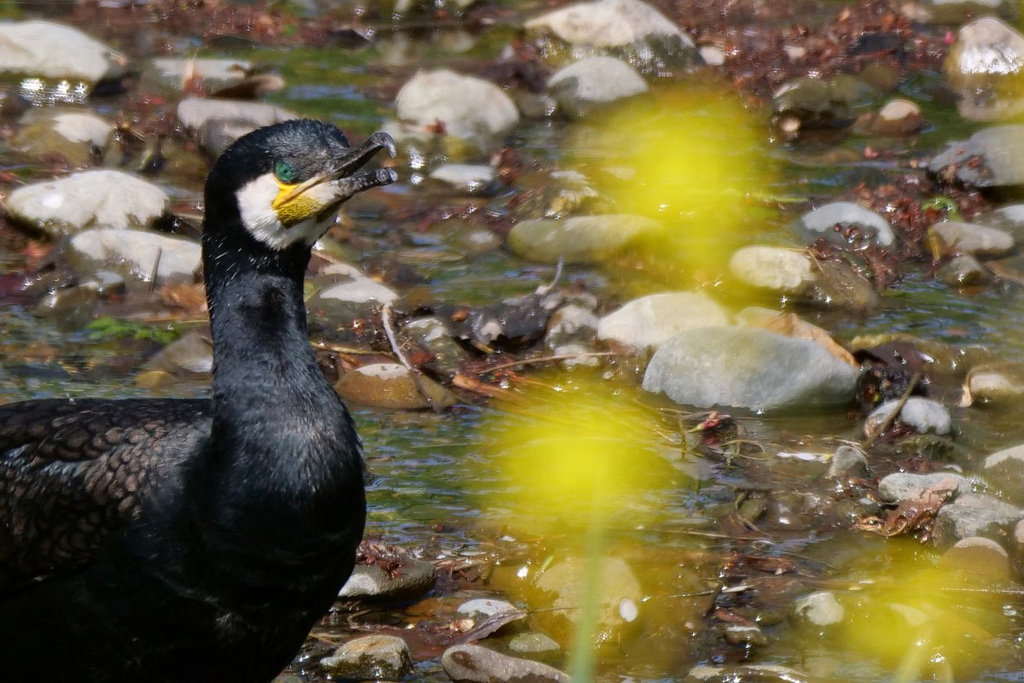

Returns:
0,120,396,681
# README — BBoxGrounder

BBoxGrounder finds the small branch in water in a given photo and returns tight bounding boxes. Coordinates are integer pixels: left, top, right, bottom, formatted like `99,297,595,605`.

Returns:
381,303,443,413
149,247,163,292
863,372,921,447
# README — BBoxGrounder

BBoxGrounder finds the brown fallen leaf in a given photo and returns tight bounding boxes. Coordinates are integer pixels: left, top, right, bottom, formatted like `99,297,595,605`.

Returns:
759,312,858,367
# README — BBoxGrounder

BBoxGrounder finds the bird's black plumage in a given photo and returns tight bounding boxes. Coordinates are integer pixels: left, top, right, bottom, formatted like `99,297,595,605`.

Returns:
0,119,396,681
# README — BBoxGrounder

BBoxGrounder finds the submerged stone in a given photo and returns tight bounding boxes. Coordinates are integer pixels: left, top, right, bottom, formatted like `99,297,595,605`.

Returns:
506,214,660,264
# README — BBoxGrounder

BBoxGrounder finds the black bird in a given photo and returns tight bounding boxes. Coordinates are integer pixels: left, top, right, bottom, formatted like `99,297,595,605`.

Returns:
0,120,397,682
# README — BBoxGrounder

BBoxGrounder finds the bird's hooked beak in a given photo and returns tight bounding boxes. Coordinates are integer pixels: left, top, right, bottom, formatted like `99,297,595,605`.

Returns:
272,132,398,225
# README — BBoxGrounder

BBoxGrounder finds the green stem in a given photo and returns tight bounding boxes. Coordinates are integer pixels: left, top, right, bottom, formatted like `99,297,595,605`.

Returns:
568,505,606,682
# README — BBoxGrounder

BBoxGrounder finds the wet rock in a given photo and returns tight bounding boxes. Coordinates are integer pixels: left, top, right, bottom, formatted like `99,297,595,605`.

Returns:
808,259,880,310
546,304,601,366
938,536,1012,580
308,264,399,323
33,283,100,325
772,75,876,135
431,219,503,254
140,330,213,380
506,214,659,264
964,362,1024,405
972,203,1024,236
729,246,816,296
643,327,859,411
793,201,895,249
931,492,1024,547
15,108,113,166
457,598,520,618
930,125,1024,187
723,624,768,647
937,254,991,287
319,635,413,680
878,472,970,505
914,0,1017,24
0,20,124,83
525,0,696,70
699,45,727,66
507,632,561,658
527,556,641,652
983,444,1024,507
5,170,170,237
334,363,458,410
865,397,952,437
398,316,468,379
827,445,870,479
853,98,925,136
427,164,497,195
395,69,519,151
792,591,845,628
687,664,809,682
944,17,1024,121
546,56,648,116
596,291,729,351
339,554,437,602
930,221,1014,257
441,644,569,683
177,97,297,156
67,229,201,285
145,57,251,92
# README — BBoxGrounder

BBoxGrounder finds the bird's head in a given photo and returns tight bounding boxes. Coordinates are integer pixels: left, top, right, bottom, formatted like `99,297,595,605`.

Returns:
204,119,397,252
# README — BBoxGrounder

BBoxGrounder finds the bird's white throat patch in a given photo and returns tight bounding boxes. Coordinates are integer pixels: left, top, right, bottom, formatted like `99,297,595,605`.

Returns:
236,173,338,250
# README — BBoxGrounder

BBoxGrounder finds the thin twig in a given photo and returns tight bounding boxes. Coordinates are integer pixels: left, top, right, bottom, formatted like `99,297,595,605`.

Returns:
149,247,163,292
864,372,921,447
381,303,443,413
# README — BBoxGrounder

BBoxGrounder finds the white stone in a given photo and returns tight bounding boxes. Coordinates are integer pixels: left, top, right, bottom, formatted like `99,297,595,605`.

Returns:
176,97,297,131
395,69,519,149
4,170,169,236
525,0,693,48
597,292,729,350
729,246,816,293
0,20,124,82
547,57,647,112
68,229,200,284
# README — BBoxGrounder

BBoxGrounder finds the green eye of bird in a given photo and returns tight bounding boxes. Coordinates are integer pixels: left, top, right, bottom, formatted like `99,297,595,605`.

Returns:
274,159,296,183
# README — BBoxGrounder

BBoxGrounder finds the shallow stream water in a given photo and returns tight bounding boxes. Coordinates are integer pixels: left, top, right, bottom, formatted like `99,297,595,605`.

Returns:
4,2,1024,681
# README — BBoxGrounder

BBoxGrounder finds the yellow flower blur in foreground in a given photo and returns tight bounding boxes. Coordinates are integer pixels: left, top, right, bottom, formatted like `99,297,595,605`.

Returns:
479,376,673,535
567,86,775,283
836,539,1008,680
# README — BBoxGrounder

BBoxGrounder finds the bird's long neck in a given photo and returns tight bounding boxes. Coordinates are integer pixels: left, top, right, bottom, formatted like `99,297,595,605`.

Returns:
200,225,362,503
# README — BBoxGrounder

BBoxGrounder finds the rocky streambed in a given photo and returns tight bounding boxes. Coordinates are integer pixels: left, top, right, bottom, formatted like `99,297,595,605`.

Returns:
5,0,1024,681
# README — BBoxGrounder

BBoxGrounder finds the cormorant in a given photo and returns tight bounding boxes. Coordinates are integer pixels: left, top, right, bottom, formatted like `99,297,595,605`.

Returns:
0,119,397,682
